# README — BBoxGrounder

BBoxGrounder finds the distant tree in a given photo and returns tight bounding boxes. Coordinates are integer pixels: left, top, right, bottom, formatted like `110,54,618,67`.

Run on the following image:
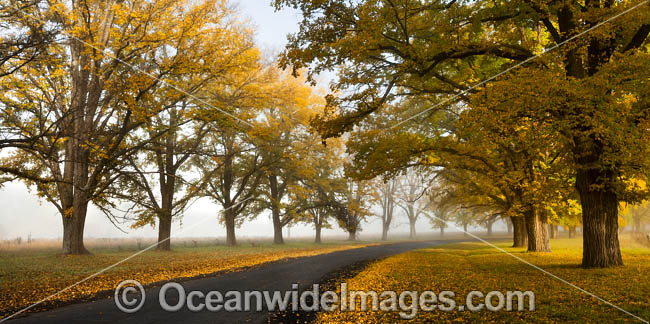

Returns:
291,139,346,243
196,123,264,246
195,59,288,246
395,170,431,239
110,18,258,250
621,202,650,234
253,70,326,244
333,179,373,241
371,176,397,241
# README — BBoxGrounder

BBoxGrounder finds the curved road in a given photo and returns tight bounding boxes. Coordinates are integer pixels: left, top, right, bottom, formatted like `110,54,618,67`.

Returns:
7,241,453,324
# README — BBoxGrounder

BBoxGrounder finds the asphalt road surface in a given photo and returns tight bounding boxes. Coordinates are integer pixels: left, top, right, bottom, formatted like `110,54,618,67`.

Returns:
6,241,454,324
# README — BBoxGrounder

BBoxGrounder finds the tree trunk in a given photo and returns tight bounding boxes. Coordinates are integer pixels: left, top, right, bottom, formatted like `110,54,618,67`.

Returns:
549,224,558,239
62,124,91,255
506,217,513,234
156,113,177,252
382,195,394,241
347,230,356,241
568,226,576,238
157,213,172,251
576,168,623,267
512,216,528,248
463,223,468,237
409,219,416,239
60,17,90,256
314,222,322,244
576,171,623,268
439,226,444,236
525,207,551,252
272,208,284,244
61,209,89,254
269,175,285,245
486,221,493,236
225,211,237,246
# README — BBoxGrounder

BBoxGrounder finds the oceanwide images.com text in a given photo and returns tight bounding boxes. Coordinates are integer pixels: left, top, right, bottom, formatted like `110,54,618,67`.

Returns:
115,280,535,319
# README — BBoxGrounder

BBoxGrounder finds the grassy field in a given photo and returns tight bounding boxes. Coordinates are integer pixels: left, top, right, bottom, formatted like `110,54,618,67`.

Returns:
316,235,650,323
0,239,374,318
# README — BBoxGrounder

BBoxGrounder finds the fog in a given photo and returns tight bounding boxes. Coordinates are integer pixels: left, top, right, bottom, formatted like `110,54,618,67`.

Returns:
0,180,468,241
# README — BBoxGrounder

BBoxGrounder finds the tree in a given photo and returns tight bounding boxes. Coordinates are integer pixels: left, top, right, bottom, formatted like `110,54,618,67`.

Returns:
428,205,451,237
116,104,210,251
454,210,475,237
476,57,650,265
252,70,325,244
193,59,275,246
427,186,467,237
395,170,431,239
197,124,264,246
483,213,498,236
334,179,373,241
108,7,258,250
291,137,346,243
277,0,650,267
372,176,397,240
621,202,650,234
1,0,239,254
512,215,529,247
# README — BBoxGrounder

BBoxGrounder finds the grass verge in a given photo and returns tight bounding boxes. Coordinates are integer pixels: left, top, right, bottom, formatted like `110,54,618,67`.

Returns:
0,241,373,318
316,236,649,323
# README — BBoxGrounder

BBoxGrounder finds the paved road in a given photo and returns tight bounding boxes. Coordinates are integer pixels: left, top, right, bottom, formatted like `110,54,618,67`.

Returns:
7,241,452,324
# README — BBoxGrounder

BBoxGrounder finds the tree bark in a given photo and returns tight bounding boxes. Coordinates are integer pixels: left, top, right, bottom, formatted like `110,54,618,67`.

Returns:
576,168,623,267
486,221,493,236
512,216,528,248
157,168,175,251
439,226,444,236
269,175,285,244
272,208,284,244
157,213,172,251
60,116,92,255
549,224,558,239
524,207,551,252
315,223,322,244
463,223,468,237
506,217,513,234
380,183,394,241
347,230,356,241
61,209,89,254
225,210,237,246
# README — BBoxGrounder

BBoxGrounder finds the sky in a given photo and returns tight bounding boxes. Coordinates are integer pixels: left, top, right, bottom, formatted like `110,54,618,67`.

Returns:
237,0,300,53
0,1,495,242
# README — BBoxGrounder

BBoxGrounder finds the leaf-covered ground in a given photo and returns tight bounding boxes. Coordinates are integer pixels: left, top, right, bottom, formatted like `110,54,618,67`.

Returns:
0,241,371,318
316,236,649,323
